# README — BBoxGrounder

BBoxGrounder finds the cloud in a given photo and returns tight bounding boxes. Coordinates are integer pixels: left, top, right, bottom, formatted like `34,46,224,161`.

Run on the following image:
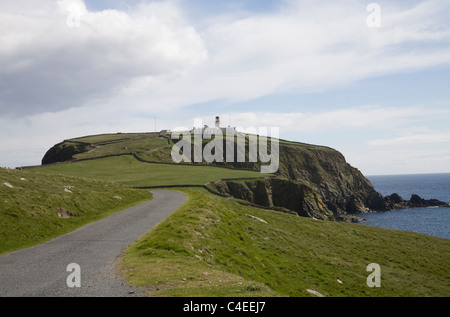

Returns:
2,0,450,117
120,0,450,115
345,146,450,175
368,133,450,146
207,106,450,134
0,0,207,116
190,0,450,94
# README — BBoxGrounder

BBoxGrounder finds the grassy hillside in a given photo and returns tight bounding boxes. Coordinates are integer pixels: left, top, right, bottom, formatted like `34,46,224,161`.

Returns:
33,155,265,187
0,167,152,255
41,132,169,164
73,133,169,160
119,188,450,297
40,131,386,218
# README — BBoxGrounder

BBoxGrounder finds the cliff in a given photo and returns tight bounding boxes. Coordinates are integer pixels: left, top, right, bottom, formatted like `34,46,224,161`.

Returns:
42,141,92,165
276,141,387,214
207,178,334,220
206,140,388,220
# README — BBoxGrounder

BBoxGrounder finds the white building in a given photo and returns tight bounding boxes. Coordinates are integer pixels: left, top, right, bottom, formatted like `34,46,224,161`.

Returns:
190,116,236,135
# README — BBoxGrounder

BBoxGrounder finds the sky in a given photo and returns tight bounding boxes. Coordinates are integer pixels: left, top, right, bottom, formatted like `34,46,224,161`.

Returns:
1,0,449,175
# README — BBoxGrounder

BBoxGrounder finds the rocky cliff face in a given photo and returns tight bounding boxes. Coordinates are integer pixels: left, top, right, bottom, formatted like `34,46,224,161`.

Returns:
277,143,387,214
208,141,388,220
42,141,91,165
208,178,335,220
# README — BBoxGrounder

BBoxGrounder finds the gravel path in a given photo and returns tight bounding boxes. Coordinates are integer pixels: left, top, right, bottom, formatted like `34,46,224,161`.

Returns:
0,190,186,297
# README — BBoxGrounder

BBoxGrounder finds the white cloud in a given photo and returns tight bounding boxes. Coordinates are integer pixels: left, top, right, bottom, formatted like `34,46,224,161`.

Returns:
345,146,450,175
119,0,450,116
2,0,450,116
0,0,207,115
188,0,450,97
368,133,450,146
209,106,450,134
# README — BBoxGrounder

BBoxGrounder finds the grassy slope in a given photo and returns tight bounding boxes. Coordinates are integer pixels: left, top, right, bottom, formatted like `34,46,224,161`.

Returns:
119,188,450,297
73,134,169,160
33,155,265,187
0,168,152,255
71,132,155,144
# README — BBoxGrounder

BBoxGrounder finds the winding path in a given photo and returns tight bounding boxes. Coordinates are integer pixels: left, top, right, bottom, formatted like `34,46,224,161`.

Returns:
0,190,186,297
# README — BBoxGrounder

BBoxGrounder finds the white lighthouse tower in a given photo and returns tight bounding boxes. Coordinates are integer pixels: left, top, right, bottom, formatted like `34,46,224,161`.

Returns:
215,116,220,128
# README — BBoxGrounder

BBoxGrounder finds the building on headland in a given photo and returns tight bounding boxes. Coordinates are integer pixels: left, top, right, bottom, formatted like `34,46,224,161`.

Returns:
215,116,220,128
190,116,236,135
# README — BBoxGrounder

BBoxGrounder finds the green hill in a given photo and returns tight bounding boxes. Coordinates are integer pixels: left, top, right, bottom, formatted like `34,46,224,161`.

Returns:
37,131,387,221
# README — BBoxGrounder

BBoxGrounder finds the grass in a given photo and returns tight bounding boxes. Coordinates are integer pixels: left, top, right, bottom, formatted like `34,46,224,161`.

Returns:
0,167,152,255
33,155,266,187
73,135,168,160
119,188,450,297
71,132,157,144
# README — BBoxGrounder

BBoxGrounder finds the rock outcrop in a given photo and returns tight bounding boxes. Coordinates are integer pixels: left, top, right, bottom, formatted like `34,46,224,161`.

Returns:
208,178,335,220
42,141,91,165
385,193,450,209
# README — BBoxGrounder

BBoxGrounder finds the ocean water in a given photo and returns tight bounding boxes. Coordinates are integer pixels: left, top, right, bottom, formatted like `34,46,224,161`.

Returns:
368,173,450,203
353,173,450,239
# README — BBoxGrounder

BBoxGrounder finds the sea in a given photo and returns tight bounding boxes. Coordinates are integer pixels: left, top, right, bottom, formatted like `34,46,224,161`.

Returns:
352,173,450,240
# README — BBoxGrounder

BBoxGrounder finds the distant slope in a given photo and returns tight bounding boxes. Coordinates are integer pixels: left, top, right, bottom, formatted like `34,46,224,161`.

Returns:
42,132,169,164
39,131,387,220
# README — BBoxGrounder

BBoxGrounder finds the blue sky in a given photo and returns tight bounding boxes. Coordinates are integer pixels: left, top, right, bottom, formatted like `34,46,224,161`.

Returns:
1,0,449,175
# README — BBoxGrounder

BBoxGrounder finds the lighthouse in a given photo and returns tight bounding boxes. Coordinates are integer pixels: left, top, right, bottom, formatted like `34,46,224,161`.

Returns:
215,116,220,128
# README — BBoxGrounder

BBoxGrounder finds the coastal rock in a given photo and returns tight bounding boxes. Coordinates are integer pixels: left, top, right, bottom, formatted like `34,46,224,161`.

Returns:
410,194,425,205
385,193,449,209
366,190,389,212
385,193,404,204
